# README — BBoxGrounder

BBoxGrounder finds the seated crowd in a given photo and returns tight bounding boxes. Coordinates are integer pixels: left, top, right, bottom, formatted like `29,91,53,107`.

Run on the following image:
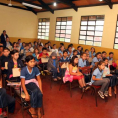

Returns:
0,35,118,117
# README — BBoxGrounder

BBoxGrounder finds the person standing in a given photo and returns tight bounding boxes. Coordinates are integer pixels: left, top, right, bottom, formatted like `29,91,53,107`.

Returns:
1,30,8,48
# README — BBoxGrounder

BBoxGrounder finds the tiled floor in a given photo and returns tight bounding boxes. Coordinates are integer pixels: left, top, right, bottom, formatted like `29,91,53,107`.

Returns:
9,76,118,118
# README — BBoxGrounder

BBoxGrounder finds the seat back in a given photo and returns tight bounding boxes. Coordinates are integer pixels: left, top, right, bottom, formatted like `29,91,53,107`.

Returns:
81,66,91,75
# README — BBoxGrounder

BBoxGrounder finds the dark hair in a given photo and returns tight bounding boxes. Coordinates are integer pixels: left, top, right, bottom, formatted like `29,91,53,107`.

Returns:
3,47,10,51
81,52,87,56
48,41,51,43
109,52,114,55
70,56,78,67
25,55,35,63
53,44,56,47
45,43,48,45
68,44,72,49
13,42,16,48
38,44,42,47
77,46,81,49
22,42,25,44
34,48,39,53
63,50,68,54
92,61,105,73
102,51,107,54
91,47,95,53
60,43,64,46
34,41,37,44
73,49,78,53
95,52,101,57
70,44,73,47
11,49,19,55
18,39,21,41
3,30,6,33
103,58,108,61
85,49,89,52
42,47,47,51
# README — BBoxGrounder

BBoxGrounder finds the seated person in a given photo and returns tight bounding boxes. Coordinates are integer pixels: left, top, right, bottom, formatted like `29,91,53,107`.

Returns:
48,41,52,50
32,48,39,65
29,43,34,52
44,43,49,52
86,54,92,67
38,45,43,54
8,49,24,82
85,49,89,55
89,47,96,58
91,52,101,67
20,42,25,50
70,44,75,51
12,42,19,51
51,44,58,53
0,45,4,65
21,55,43,118
37,39,43,46
71,50,78,58
16,42,21,51
47,52,61,81
58,45,64,57
101,51,107,60
107,52,114,60
58,43,64,51
34,41,37,49
17,39,22,47
22,45,30,60
5,37,12,49
68,45,73,58
77,46,82,55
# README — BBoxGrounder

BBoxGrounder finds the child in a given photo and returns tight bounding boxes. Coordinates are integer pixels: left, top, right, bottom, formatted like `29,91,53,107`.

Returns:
77,46,82,55
63,56,87,91
91,52,101,67
8,49,24,82
78,53,87,69
91,61,110,99
89,47,96,58
86,54,92,67
16,42,21,51
20,55,43,118
38,45,43,54
32,48,39,65
58,45,64,57
12,42,18,51
103,58,117,96
34,41,37,48
44,43,49,51
18,39,22,47
68,45,73,58
48,41,52,50
1,48,11,76
51,44,58,53
5,37,12,48
85,49,89,54
29,43,34,52
102,51,107,60
70,44,75,51
47,52,61,81
107,52,114,60
22,45,30,60
58,43,64,51
71,50,78,58
60,50,70,76
20,42,25,50
38,39,43,46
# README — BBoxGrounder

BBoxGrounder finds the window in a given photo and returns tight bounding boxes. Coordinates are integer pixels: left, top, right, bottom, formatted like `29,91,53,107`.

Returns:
55,17,72,42
79,15,105,46
38,18,50,40
114,15,118,49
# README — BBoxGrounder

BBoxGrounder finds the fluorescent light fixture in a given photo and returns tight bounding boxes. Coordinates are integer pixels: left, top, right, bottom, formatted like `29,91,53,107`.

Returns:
22,2,42,9
99,0,103,1
53,2,57,6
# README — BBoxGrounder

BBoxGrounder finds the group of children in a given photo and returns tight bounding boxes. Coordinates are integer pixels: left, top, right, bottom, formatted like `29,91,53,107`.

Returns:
0,38,118,117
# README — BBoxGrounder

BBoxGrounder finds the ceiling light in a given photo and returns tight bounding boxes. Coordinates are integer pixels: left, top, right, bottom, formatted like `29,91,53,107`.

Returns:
22,2,42,9
53,2,57,6
99,0,103,1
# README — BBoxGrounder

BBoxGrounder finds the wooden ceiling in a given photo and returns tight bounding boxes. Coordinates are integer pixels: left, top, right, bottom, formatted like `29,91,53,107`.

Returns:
0,0,118,15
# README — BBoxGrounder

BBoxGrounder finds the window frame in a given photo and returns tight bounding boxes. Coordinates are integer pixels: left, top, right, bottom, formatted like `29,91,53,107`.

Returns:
78,15,105,47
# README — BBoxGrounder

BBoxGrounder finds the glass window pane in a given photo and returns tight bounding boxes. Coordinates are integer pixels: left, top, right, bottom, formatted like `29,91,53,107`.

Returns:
94,37,102,41
38,29,41,32
88,26,95,30
95,31,103,36
114,44,118,49
38,36,41,38
57,22,61,25
66,34,71,38
61,26,66,29
87,36,93,40
66,30,71,34
67,17,72,21
95,26,103,31
39,26,41,28
42,29,45,32
57,18,61,21
41,36,45,39
79,40,85,44
117,21,118,26
56,34,59,37
86,41,93,45
42,33,45,35
94,42,101,46
96,21,104,25
81,16,88,21
60,38,65,41
117,27,118,32
65,39,70,42
46,33,49,36
115,38,118,43
116,33,118,37
56,26,60,29
46,29,49,32
80,31,86,35
81,21,87,25
67,21,72,25
42,26,45,29
38,33,41,35
61,30,66,33
96,15,104,20
62,18,66,21
89,16,96,20
80,35,86,40
88,21,95,25
60,34,65,37
66,26,72,30
81,26,87,30
56,30,60,33
55,37,59,41
46,26,49,29
61,22,66,25
42,22,45,25
46,22,49,25
87,31,94,36
39,23,41,25
44,36,48,40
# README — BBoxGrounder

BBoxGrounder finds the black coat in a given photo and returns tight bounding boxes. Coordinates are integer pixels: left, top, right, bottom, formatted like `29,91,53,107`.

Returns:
1,33,8,47
8,59,24,78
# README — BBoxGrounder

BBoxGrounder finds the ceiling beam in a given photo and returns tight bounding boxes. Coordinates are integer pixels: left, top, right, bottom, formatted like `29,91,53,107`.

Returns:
104,0,113,9
56,0,78,11
0,2,29,11
37,0,54,14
